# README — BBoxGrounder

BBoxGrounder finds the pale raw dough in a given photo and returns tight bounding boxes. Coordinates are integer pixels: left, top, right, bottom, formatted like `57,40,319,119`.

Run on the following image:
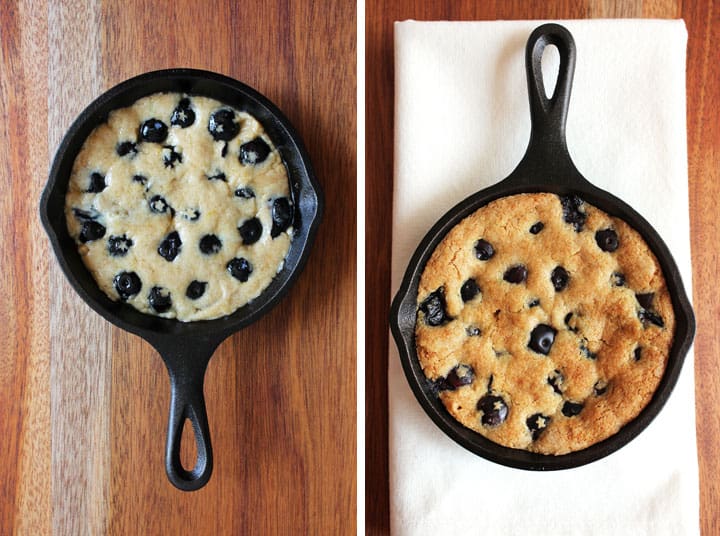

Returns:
65,93,293,321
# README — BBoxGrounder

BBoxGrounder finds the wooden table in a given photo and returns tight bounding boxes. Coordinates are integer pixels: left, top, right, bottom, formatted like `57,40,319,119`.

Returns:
366,1,719,534
1,1,356,533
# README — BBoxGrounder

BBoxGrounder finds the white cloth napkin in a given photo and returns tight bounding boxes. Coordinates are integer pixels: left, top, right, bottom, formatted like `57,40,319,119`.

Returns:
390,20,697,536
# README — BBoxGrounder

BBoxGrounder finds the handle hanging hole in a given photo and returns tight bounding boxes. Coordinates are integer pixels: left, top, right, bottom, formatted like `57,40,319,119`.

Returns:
179,416,200,472
541,44,561,99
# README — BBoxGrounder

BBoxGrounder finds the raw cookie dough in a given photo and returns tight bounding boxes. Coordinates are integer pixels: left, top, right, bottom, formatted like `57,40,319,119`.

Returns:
65,93,293,321
415,193,675,454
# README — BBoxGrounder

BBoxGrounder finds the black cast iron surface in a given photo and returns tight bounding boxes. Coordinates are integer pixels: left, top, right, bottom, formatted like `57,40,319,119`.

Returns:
40,68,323,490
390,24,695,470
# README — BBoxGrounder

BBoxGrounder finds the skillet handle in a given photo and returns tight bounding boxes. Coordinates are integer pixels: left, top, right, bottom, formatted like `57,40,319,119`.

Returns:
524,23,577,156
165,370,213,491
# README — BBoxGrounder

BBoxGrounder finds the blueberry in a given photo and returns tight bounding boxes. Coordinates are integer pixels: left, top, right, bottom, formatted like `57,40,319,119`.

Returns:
79,221,106,243
162,145,183,168
526,413,551,440
560,195,587,232
132,174,148,186
238,217,263,245
221,142,229,157
580,342,597,360
528,324,556,355
528,298,540,308
116,141,137,157
594,380,608,396
185,280,207,300
235,187,256,199
227,257,253,282
612,272,625,286
466,326,481,337
239,138,271,165
148,286,172,313
170,98,195,128
564,312,578,332
139,118,168,143
550,266,569,291
547,370,563,394
562,401,584,417
638,309,664,328
474,239,494,260
419,288,451,327
180,208,200,221
460,278,480,302
635,293,655,309
439,364,475,391
503,264,528,284
208,108,239,141
595,229,619,252
529,222,544,234
199,234,222,254
149,195,173,215
107,234,133,256
271,197,293,237
86,172,106,193
158,231,182,261
113,271,142,301
634,347,642,361
208,171,227,182
477,394,508,427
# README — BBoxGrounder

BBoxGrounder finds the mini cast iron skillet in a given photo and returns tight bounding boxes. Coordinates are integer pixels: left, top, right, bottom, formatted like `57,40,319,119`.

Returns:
390,24,695,470
40,69,323,490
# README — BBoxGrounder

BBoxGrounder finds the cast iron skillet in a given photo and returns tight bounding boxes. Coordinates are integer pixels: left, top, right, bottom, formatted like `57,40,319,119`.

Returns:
40,69,323,490
390,24,695,470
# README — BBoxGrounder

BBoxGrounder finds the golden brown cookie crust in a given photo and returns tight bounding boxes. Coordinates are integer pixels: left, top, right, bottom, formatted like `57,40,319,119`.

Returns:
415,193,674,454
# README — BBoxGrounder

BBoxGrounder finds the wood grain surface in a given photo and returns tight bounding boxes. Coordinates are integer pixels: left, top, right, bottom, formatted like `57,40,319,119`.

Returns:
1,0,356,534
366,1,719,535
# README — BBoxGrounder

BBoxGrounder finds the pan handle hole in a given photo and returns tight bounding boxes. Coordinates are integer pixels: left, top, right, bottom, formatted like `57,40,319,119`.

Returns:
541,44,561,99
179,417,199,472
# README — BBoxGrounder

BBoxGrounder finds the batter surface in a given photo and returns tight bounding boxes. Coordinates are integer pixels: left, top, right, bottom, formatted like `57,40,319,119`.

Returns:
415,193,675,454
65,93,293,321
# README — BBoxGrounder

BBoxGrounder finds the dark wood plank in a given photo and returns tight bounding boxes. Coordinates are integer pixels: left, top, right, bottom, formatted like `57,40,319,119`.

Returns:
684,2,720,535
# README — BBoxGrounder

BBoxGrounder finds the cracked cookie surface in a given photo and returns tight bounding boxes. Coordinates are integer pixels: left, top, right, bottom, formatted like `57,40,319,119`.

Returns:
65,93,293,321
415,193,674,454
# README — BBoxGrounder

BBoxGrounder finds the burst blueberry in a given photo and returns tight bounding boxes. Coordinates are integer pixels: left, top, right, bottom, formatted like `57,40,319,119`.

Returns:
79,220,106,243
199,234,222,254
239,217,263,245
477,394,508,427
227,257,253,282
560,195,586,232
419,288,451,327
526,413,551,440
208,108,240,141
271,197,293,237
235,187,255,199
562,401,584,417
158,231,182,261
149,195,172,215
239,138,271,165
86,172,106,193
107,235,133,256
170,98,195,128
474,239,494,260
116,141,137,157
185,280,207,300
162,145,183,168
148,286,172,313
504,264,528,284
551,266,569,291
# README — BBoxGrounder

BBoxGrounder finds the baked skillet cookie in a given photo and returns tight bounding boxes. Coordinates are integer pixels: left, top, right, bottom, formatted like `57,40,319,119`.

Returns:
65,93,294,321
415,193,675,455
